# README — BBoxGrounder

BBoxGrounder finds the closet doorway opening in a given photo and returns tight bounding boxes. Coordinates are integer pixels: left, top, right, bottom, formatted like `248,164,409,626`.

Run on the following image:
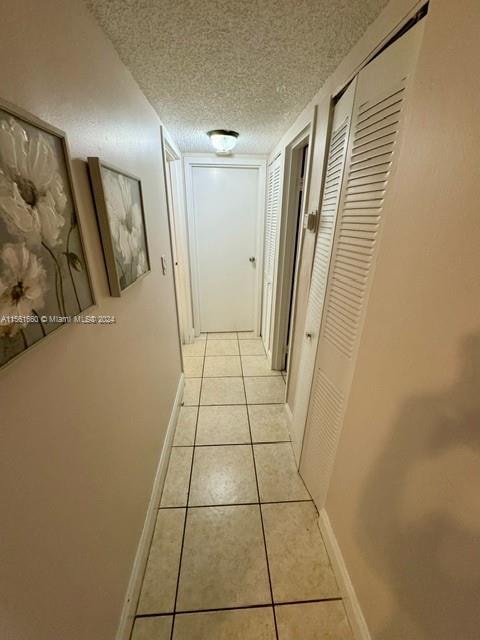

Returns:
270,133,310,374
285,144,308,368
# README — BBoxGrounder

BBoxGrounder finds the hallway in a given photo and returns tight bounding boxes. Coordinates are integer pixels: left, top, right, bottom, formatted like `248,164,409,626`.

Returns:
1,3,479,640
132,332,352,639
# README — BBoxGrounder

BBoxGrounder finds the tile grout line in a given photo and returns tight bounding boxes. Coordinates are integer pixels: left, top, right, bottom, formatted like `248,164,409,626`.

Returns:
171,440,291,448
187,375,282,379
238,334,280,640
168,343,206,640
159,498,313,510
183,401,285,407
135,596,343,619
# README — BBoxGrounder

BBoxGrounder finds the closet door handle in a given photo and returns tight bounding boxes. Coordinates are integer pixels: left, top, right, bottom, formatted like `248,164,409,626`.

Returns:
249,256,256,264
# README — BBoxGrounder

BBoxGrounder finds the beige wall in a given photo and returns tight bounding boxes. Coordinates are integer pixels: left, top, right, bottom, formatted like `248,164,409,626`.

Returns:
0,2,182,639
326,1,480,638
269,0,479,636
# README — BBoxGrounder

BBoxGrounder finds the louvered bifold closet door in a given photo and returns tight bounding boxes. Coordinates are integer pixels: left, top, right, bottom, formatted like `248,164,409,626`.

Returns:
261,155,282,353
300,21,425,507
290,81,356,464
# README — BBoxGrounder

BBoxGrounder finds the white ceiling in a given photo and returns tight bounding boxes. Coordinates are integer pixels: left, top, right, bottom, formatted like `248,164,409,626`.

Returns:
85,0,389,154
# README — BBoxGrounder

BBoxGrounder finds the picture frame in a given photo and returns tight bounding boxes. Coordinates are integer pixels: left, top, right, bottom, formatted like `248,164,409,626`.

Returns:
87,157,150,297
0,97,95,370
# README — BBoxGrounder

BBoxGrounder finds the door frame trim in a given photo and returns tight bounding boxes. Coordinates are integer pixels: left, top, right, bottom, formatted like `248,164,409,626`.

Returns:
183,154,267,336
270,123,314,371
163,136,195,345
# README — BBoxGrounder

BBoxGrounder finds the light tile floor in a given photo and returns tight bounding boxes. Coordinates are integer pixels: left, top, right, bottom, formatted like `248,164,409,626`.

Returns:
132,332,353,640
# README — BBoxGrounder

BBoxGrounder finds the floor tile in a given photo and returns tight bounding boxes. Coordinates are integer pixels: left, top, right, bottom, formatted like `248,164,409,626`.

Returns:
173,407,197,446
253,443,309,502
189,445,258,506
237,331,257,340
173,607,276,639
176,505,271,611
248,404,290,442
137,509,185,614
203,355,242,377
200,377,245,405
160,447,193,507
183,356,204,378
206,340,240,356
241,355,281,377
239,339,266,355
276,601,353,640
196,405,250,445
183,379,201,406
262,502,339,602
132,615,173,640
244,376,285,404
182,340,206,357
207,332,238,339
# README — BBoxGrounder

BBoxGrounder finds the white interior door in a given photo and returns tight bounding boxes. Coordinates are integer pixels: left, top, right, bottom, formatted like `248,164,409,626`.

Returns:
261,155,282,353
300,21,425,506
191,165,259,332
165,156,194,344
290,80,356,464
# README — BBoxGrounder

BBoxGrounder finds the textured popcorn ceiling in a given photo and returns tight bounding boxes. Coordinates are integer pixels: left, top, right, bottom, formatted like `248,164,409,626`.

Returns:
85,0,388,154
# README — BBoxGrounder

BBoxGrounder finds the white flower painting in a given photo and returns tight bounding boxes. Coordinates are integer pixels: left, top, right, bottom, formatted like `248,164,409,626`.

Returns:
88,158,149,295
0,118,66,247
0,104,94,368
0,243,47,337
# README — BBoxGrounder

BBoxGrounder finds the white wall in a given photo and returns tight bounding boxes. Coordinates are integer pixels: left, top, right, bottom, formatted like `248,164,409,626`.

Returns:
0,2,181,639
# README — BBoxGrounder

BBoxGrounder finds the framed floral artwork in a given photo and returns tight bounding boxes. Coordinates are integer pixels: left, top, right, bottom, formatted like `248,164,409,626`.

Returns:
87,158,150,296
0,98,94,369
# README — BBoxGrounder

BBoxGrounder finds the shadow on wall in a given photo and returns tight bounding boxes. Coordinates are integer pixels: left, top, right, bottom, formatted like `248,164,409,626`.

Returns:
357,334,480,640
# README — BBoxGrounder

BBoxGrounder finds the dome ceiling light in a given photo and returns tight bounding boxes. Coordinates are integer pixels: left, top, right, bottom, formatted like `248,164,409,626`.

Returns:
207,129,239,155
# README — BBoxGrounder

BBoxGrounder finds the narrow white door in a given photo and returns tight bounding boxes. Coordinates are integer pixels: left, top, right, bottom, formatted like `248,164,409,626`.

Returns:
262,155,282,354
290,80,356,464
191,165,259,332
300,21,425,507
165,156,194,344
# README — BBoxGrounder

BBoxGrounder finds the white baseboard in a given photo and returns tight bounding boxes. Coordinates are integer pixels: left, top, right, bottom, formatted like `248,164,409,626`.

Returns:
115,373,185,640
185,327,195,344
318,508,371,640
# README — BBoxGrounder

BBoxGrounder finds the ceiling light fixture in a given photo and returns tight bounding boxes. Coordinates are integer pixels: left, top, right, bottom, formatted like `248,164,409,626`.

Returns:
207,129,239,155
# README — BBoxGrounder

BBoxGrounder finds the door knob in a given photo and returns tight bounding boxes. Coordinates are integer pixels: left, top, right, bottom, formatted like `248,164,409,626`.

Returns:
305,332,313,340
249,256,256,263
